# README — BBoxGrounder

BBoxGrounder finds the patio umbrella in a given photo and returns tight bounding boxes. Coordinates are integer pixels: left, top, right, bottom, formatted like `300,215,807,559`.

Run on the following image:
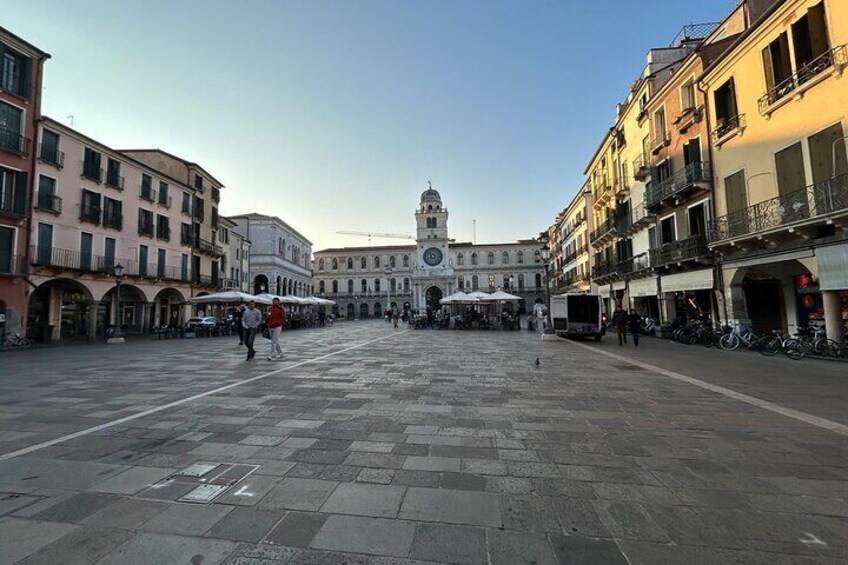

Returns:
467,291,493,300
189,291,271,305
489,290,521,301
440,291,478,305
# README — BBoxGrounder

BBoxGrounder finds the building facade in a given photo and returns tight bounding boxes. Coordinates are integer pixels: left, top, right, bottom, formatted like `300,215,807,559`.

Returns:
313,188,545,318
219,216,251,292
0,27,49,337
230,213,312,297
27,119,217,340
702,0,848,340
548,182,591,295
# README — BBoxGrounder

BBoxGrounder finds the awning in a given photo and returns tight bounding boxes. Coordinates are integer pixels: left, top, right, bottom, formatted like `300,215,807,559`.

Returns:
597,285,611,298
628,276,658,298
661,269,714,293
612,281,626,291
817,243,848,291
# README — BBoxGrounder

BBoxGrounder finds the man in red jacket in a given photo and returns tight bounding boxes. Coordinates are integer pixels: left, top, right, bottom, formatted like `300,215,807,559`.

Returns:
267,297,286,360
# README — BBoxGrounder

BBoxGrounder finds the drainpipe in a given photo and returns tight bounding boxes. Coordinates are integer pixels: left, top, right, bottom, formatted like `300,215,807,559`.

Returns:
696,75,728,326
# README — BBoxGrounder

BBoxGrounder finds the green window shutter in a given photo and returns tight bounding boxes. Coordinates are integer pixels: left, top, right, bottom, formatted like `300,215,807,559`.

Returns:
19,55,31,99
13,171,27,215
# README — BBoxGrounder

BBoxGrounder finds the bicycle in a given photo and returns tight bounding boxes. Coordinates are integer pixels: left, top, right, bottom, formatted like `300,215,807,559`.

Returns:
719,326,765,352
2,332,32,349
758,330,790,357
784,326,843,360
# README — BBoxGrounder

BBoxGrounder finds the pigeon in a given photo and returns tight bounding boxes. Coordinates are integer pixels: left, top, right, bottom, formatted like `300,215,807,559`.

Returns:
534,357,540,367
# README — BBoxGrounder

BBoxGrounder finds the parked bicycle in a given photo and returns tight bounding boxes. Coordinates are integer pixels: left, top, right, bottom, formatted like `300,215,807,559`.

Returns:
719,326,766,352
2,332,32,349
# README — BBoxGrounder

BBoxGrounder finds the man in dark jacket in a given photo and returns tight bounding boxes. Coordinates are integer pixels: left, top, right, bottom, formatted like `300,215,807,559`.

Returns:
627,309,642,347
612,304,628,346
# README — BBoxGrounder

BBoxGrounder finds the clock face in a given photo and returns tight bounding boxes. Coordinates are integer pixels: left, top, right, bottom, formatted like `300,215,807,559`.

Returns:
423,247,443,266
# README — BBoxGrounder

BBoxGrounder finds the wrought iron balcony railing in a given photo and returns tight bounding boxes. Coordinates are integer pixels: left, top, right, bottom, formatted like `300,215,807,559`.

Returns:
669,22,719,47
592,261,619,280
81,161,103,183
140,187,156,202
35,192,62,214
0,127,30,156
710,173,848,242
103,212,123,230
758,45,846,115
105,174,124,191
80,204,101,224
650,235,710,267
197,237,224,256
630,203,654,227
650,131,671,154
29,246,181,281
589,216,617,243
711,114,746,145
38,144,65,168
633,154,650,181
645,161,711,210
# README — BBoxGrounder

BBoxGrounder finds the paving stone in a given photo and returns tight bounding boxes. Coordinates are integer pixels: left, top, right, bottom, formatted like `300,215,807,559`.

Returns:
288,548,372,565
349,441,396,453
500,494,562,533
320,483,405,518
95,532,237,565
392,470,440,488
240,435,285,447
14,525,133,565
81,498,169,529
290,449,349,465
217,475,283,506
391,444,430,457
0,493,41,516
357,468,395,484
487,529,557,565
191,443,264,459
206,506,285,543
461,459,507,476
409,522,488,565
431,446,497,459
318,465,361,482
87,466,175,494
311,515,416,557
260,478,339,511
399,487,502,527
549,533,628,565
485,477,533,493
343,452,406,469
251,460,298,477
0,517,78,565
30,492,118,523
280,438,317,449
440,473,487,491
141,503,233,536
403,456,461,472
552,498,610,538
285,464,327,478
265,511,328,547
229,541,295,561
594,500,670,542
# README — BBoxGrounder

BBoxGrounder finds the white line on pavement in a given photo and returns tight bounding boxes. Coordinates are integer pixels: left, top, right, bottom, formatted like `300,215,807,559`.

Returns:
563,339,848,438
0,330,409,461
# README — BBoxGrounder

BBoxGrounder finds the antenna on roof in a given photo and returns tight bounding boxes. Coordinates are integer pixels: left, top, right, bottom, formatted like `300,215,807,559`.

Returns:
473,219,477,244
66,115,75,127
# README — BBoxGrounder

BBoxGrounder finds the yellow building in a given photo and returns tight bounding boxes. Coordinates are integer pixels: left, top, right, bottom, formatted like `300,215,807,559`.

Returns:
701,0,848,340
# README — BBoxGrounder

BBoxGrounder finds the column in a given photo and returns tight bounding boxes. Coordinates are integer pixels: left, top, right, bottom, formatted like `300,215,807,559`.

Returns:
49,285,62,340
88,301,100,340
142,302,154,333
822,290,844,343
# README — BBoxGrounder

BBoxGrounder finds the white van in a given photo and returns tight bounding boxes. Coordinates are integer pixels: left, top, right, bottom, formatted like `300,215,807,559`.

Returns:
550,293,605,341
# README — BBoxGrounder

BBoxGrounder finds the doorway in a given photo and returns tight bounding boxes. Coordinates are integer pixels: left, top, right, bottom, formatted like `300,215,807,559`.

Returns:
425,286,443,311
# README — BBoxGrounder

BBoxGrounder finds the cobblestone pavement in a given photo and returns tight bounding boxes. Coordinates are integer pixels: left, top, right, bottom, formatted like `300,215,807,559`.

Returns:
0,321,847,564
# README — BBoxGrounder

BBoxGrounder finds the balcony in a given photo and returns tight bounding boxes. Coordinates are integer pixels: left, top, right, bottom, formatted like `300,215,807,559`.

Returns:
619,203,654,236
711,114,746,148
650,131,671,155
103,211,123,230
645,162,711,211
758,45,847,117
28,246,186,281
633,155,650,182
0,254,24,276
650,235,711,268
592,181,614,210
35,193,62,215
221,278,238,289
196,274,220,288
674,105,703,134
592,261,619,281
617,252,652,279
212,187,220,203
157,226,171,241
158,195,172,209
197,237,224,257
589,216,617,246
0,127,30,156
81,162,103,183
140,188,156,203
38,144,65,168
79,204,101,225
138,222,154,237
105,173,124,191
709,173,848,243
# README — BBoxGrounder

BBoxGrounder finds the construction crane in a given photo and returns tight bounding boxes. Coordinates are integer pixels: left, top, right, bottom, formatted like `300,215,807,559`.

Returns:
337,231,415,244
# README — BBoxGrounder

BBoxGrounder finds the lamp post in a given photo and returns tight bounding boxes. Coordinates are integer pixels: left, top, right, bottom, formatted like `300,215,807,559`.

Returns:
540,247,551,331
108,263,125,343
384,267,393,317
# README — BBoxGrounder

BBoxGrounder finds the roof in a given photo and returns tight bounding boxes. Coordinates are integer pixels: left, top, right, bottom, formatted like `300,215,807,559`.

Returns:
316,244,416,254
118,148,225,188
229,212,313,245
0,26,51,58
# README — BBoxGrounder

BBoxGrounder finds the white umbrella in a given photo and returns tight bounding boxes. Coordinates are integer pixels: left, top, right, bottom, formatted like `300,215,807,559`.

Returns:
440,291,478,305
254,293,302,305
467,291,493,300
489,290,521,301
189,291,271,305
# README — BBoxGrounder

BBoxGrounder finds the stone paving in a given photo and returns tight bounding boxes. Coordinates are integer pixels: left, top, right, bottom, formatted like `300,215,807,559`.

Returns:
0,321,847,564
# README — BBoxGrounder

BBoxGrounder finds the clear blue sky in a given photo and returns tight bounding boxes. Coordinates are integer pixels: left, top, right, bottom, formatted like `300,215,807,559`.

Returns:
6,0,738,251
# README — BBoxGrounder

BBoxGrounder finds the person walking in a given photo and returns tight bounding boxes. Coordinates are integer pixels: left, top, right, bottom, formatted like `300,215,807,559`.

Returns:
242,301,262,361
627,309,642,347
266,298,286,361
234,305,245,346
392,308,399,328
612,304,628,346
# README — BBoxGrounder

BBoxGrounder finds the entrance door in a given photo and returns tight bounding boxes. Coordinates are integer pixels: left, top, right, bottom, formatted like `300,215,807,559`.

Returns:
346,303,355,319
688,203,707,238
775,142,808,222
743,278,785,332
359,303,369,319
425,286,443,311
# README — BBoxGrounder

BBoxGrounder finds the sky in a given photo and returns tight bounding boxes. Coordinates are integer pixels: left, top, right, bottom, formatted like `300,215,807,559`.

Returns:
5,0,739,251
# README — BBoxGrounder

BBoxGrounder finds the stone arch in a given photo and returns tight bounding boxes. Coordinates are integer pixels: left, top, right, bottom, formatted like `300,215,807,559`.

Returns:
27,278,96,341
374,302,382,317
347,303,355,318
360,302,370,318
254,274,269,294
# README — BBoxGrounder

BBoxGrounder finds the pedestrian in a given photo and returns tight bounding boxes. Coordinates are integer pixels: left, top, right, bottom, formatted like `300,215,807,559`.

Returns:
392,308,399,328
266,298,286,361
627,309,642,347
612,303,628,346
426,307,434,328
242,300,262,361
234,305,245,346
318,309,326,327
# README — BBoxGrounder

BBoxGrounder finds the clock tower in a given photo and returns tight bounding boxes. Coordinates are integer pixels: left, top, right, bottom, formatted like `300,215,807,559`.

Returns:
413,182,454,310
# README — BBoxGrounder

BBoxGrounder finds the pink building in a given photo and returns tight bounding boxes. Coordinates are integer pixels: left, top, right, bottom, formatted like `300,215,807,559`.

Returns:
28,117,221,340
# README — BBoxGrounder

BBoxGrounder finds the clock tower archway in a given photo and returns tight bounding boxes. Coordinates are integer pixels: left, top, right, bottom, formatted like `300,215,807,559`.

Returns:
413,183,455,311
425,286,443,312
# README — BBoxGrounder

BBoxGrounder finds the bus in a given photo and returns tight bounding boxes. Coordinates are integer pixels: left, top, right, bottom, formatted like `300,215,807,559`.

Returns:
550,293,605,341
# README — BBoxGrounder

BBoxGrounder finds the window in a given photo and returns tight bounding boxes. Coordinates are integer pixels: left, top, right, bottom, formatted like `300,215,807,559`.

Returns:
82,148,102,182
374,279,381,292
361,257,367,269
319,280,326,293
426,217,437,228
374,256,380,268
792,3,830,75
36,223,53,265
488,275,496,289
503,275,510,288
762,32,793,100
517,251,524,264
457,253,464,266
180,222,193,245
0,102,23,154
332,258,338,270
332,280,338,293
403,278,410,291
140,174,154,201
775,142,806,198
809,123,848,184
193,196,204,222
78,232,92,271
659,214,676,245
361,279,367,293
36,175,59,213
156,214,170,241
653,108,667,140
1,47,29,98
458,275,465,289
688,203,707,237
390,256,396,268
535,273,542,288
105,158,122,189
501,251,509,265
319,258,325,271
219,228,229,244
487,251,494,265
347,257,353,270
518,274,525,289
471,252,477,266
347,279,354,294
138,209,154,237
194,174,203,190
403,255,409,268
390,278,397,292
157,249,166,278
39,129,61,166
638,92,648,118
158,181,169,207
103,197,122,229
80,189,101,224
680,77,696,111
182,192,191,215
714,78,739,136
278,237,284,255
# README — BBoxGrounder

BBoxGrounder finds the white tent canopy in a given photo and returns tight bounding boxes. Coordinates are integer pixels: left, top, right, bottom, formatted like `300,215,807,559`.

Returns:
440,291,479,305
188,291,271,305
466,291,493,300
488,290,521,301
255,293,303,305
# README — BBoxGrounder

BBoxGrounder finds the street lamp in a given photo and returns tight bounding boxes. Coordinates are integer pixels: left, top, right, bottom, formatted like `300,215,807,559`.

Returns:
384,267,393,316
109,263,125,343
540,247,551,331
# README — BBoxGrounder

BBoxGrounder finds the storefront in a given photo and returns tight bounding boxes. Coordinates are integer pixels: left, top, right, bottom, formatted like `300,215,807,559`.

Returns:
628,276,659,319
659,269,715,324
816,242,848,342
